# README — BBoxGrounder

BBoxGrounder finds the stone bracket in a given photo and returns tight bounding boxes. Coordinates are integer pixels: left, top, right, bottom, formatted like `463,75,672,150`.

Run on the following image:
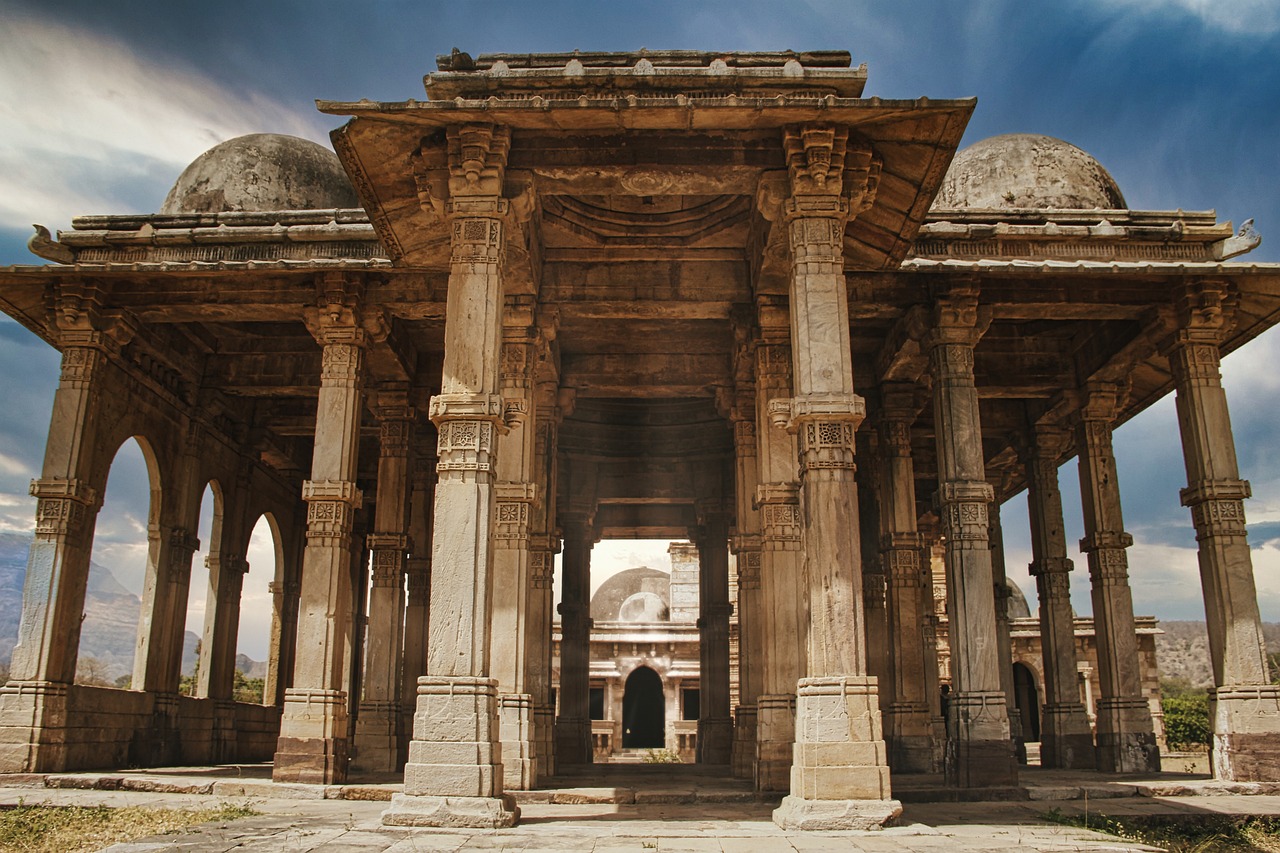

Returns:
767,393,865,432
1181,478,1251,507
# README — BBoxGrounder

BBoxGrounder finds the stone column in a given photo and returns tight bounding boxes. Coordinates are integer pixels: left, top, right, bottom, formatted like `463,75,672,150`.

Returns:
753,328,806,794
1169,280,1280,780
771,126,897,830
264,576,299,707
400,437,435,764
133,434,202,699
988,502,1026,763
926,283,1017,788
352,399,414,775
528,395,561,781
1024,426,1095,769
0,323,125,772
197,480,250,703
875,391,934,773
1076,381,1160,773
273,314,365,783
696,503,733,765
490,317,539,790
730,404,765,780
386,123,519,828
555,517,594,766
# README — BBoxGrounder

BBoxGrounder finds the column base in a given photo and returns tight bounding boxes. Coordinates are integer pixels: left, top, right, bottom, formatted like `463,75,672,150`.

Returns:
755,693,795,793
731,705,757,779
944,690,1018,788
402,677,507,801
698,716,733,765
1095,697,1160,774
383,792,518,828
773,795,902,830
351,700,401,775
533,703,556,782
789,677,892,802
273,688,349,784
1212,686,1280,781
499,693,534,790
555,716,592,766
1040,704,1096,770
0,681,69,773
885,703,934,773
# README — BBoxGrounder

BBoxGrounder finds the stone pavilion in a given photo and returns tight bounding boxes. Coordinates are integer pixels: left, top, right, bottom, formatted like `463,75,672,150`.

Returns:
0,50,1277,830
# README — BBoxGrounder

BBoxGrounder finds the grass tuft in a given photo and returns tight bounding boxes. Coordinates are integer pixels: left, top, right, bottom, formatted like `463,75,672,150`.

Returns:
1043,807,1280,851
0,802,258,852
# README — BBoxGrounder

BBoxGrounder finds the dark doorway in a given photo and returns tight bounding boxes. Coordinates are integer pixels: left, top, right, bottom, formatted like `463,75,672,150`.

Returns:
1012,662,1041,741
622,666,665,748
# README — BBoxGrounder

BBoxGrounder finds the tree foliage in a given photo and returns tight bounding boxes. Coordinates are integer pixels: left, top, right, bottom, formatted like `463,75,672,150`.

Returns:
1161,678,1211,749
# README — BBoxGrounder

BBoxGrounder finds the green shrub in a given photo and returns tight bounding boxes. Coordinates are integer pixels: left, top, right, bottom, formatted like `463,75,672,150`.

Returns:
1162,690,1211,749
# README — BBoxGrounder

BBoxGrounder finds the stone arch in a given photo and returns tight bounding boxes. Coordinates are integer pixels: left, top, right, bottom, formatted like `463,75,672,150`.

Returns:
1012,661,1041,742
184,480,224,697
231,512,281,704
77,435,162,688
621,665,665,749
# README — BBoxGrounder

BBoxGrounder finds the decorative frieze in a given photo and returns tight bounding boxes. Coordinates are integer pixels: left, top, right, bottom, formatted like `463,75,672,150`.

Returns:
797,419,856,471
435,419,497,474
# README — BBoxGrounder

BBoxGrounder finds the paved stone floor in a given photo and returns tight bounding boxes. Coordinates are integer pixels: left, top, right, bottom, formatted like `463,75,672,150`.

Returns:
4,764,1280,851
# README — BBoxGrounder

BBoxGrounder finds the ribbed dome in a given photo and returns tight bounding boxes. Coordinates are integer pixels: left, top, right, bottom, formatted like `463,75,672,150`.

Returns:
160,134,359,214
933,133,1126,211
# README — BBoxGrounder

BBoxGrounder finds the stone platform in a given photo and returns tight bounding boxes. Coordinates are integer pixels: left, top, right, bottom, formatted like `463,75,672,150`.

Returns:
5,770,1280,852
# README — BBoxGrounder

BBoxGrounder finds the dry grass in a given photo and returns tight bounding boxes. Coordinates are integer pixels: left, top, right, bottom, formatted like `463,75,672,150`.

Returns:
0,802,257,852
1045,809,1280,852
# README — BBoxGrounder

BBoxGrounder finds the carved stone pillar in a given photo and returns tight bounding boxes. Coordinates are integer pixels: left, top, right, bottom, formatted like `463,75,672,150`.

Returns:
1169,280,1280,780
1076,381,1160,773
730,404,765,780
753,329,805,794
770,125,897,830
198,548,249,701
1024,426,1095,769
0,323,123,772
875,392,934,773
926,283,1017,788
527,385,561,781
400,437,436,765
387,123,519,828
274,317,365,784
555,517,594,766
352,400,414,775
988,501,1025,763
134,433,202,701
696,502,733,765
265,577,299,707
490,318,540,791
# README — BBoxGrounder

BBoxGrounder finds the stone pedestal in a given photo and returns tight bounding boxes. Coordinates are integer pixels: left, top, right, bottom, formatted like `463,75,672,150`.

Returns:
274,688,350,783
385,676,518,828
732,704,758,779
756,693,797,792
772,677,901,830
499,693,534,791
0,681,69,772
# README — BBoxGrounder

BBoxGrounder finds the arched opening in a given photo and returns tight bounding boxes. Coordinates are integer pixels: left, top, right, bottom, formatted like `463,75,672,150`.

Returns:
77,436,158,688
181,482,220,696
233,513,280,704
1013,661,1041,742
622,665,665,748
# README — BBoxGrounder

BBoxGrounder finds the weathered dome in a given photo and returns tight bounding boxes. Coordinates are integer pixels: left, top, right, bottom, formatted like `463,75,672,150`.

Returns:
1006,580,1032,620
590,567,670,621
933,133,1126,211
160,133,359,214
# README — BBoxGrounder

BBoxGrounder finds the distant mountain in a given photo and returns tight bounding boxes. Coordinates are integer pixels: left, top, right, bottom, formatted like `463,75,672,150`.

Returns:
0,534,263,684
1153,620,1280,688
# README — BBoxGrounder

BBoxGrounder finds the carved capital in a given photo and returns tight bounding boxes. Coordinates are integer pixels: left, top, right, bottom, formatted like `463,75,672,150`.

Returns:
530,549,555,589
756,485,802,550
784,124,847,194
1175,278,1233,343
370,545,406,588
30,478,98,538
302,479,363,543
434,418,498,477
1182,479,1251,539
935,480,994,544
448,123,511,198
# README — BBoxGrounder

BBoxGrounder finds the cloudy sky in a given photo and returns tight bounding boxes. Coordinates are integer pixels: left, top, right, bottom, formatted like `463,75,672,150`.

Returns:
1,0,1279,660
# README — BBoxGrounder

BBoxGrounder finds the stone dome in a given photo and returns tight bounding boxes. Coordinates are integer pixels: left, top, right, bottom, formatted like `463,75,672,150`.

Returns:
933,133,1126,211
160,133,359,214
590,567,670,621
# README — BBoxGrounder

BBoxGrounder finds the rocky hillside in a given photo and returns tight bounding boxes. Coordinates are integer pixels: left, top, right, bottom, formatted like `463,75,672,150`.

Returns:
1154,620,1280,687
